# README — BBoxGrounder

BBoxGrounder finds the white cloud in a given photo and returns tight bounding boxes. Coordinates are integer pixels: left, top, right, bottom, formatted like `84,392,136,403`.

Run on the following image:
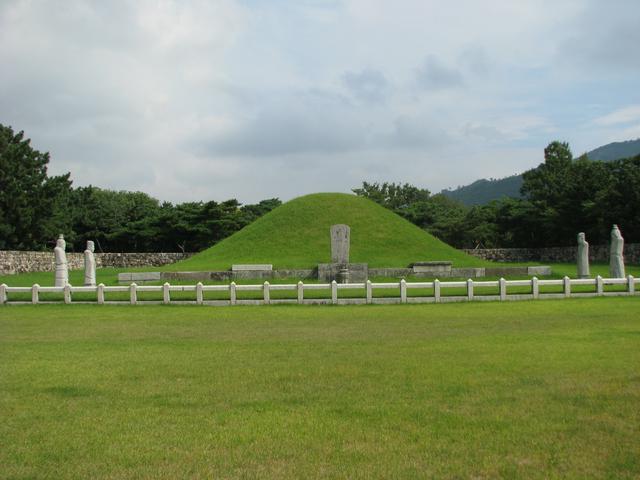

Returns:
593,105,640,126
1,0,639,203
463,116,554,142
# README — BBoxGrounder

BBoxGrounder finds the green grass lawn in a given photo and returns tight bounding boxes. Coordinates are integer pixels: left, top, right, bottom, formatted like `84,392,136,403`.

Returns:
1,299,639,478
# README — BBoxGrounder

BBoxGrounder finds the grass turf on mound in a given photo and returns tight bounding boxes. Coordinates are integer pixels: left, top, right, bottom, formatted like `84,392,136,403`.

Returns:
1,298,639,479
168,192,486,271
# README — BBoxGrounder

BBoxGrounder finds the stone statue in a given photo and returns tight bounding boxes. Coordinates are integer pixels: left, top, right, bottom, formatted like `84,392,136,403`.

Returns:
577,232,590,279
54,234,68,287
84,240,96,286
609,224,625,278
330,224,350,264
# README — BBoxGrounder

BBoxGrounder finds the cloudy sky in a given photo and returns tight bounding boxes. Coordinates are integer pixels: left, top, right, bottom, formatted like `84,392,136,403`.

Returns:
1,0,639,203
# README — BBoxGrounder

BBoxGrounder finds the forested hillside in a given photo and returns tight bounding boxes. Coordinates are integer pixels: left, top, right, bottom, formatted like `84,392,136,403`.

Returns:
441,138,640,205
355,141,640,248
0,124,281,252
586,139,640,162
441,175,523,206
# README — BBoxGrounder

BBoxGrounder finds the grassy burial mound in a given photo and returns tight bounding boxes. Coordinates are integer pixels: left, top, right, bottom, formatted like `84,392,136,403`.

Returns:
169,193,485,271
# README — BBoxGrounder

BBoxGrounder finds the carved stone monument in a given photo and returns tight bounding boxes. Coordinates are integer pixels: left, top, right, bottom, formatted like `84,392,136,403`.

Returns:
84,240,96,286
577,232,590,279
609,224,625,278
330,224,350,264
54,234,68,287
318,224,366,283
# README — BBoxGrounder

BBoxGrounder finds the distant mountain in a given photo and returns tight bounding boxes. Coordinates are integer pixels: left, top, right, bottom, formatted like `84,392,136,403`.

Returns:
582,138,640,162
441,139,640,206
441,175,523,206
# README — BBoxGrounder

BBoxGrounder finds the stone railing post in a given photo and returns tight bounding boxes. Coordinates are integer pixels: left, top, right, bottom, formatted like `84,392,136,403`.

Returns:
0,283,6,304
467,279,474,301
229,282,237,305
97,283,105,305
499,278,507,301
263,281,270,305
130,283,137,305
596,275,603,296
532,277,539,299
331,280,338,304
196,282,203,305
563,276,571,298
64,284,72,304
434,279,441,303
366,280,372,304
628,275,635,295
163,282,170,304
400,279,407,304
32,284,39,304
297,281,304,304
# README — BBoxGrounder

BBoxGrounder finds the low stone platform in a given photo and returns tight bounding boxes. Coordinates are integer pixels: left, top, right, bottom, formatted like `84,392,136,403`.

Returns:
368,265,551,278
118,265,552,284
118,269,316,284
117,272,161,284
317,263,368,283
231,264,272,271
411,261,452,275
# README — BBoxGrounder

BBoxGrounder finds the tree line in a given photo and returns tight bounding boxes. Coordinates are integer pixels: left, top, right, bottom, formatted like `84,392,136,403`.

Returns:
353,141,640,248
3,123,639,252
0,124,280,252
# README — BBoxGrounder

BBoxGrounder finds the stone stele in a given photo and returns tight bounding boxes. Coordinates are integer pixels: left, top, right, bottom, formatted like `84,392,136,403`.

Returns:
84,240,96,286
54,234,69,287
577,232,590,279
609,224,625,278
330,224,350,264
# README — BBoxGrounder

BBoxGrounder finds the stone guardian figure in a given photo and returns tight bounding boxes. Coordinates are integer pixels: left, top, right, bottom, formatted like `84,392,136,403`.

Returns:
609,224,625,278
84,240,96,286
576,232,590,279
54,234,69,287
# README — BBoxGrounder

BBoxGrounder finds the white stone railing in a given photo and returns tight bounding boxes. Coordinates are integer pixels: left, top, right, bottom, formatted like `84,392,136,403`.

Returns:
0,276,637,306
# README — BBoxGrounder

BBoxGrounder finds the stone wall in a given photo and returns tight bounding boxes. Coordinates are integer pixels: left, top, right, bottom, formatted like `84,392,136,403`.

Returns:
0,251,192,275
5,243,638,276
463,243,640,264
